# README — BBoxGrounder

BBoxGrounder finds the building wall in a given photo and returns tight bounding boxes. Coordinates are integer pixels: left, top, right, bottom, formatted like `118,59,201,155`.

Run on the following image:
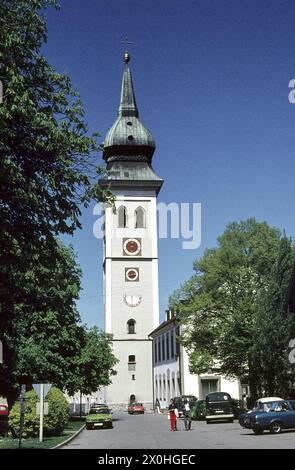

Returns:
151,320,241,406
104,190,159,407
106,340,153,407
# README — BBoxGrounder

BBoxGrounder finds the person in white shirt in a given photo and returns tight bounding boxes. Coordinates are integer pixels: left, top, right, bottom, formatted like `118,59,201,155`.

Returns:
183,400,191,431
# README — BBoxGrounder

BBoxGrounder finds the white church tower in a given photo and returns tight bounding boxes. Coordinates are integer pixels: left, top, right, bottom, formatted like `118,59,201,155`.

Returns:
99,52,163,408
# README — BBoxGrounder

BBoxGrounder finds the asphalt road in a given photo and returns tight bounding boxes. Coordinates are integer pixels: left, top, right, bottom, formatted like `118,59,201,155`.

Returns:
63,412,295,449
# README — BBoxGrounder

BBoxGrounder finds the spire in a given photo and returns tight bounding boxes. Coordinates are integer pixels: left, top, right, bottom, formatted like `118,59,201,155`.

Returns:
119,54,138,118
103,53,156,162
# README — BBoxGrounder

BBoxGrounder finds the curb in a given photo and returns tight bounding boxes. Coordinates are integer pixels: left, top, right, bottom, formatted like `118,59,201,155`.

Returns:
51,424,86,449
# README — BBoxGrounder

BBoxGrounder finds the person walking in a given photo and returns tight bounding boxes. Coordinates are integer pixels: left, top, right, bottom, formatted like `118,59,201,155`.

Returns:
183,400,192,431
168,399,177,432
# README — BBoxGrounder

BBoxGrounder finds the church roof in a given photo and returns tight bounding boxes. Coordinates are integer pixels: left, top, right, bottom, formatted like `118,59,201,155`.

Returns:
103,53,156,161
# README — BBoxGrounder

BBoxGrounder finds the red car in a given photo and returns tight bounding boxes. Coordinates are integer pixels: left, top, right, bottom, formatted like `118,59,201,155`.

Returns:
0,404,8,416
128,402,145,414
0,404,8,436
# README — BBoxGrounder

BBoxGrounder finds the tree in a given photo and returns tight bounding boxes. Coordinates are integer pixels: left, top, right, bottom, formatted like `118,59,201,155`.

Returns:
0,1,114,405
66,327,118,397
0,241,118,407
0,241,82,405
169,218,283,400
252,236,295,397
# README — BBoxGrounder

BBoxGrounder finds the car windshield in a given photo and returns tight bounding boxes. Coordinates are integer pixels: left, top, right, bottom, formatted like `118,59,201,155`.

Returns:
89,408,110,415
206,393,230,403
131,403,143,406
254,401,279,412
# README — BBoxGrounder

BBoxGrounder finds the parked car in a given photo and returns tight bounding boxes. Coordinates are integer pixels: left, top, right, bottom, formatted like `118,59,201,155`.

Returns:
252,397,283,410
205,392,234,423
128,402,145,414
239,399,295,434
90,402,109,410
0,404,8,417
191,400,206,420
85,407,113,430
0,404,9,436
172,395,197,418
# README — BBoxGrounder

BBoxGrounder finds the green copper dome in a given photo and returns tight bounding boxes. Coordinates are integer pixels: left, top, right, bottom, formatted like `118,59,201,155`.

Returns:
103,60,156,162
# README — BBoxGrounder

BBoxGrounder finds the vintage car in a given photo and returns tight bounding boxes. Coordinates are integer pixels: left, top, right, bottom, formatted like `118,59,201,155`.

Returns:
128,402,145,414
205,392,234,423
85,407,113,430
239,399,295,434
172,395,197,418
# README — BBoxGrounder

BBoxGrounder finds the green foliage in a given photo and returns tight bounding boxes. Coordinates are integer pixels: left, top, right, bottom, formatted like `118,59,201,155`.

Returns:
0,1,116,404
9,390,39,438
66,327,118,396
9,387,69,438
252,236,295,396
44,387,69,436
170,218,295,398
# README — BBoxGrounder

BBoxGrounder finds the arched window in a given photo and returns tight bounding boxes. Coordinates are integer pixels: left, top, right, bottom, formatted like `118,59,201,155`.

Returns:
128,355,136,371
127,319,136,334
118,205,127,228
135,206,145,228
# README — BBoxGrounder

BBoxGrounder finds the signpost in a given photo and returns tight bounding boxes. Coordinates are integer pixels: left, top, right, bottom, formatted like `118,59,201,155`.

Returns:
33,384,52,442
18,385,26,449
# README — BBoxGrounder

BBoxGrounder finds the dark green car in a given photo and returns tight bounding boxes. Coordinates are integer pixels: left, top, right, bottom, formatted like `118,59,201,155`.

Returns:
86,408,113,430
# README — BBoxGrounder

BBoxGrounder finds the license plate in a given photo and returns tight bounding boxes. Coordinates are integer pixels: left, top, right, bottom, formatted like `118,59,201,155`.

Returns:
215,410,223,413
94,423,103,426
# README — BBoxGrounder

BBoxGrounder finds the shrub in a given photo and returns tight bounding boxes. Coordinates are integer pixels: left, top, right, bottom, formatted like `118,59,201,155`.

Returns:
9,387,69,438
44,387,69,436
9,389,39,438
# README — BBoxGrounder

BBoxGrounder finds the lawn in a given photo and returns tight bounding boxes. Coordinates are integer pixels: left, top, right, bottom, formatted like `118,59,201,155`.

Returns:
0,419,85,449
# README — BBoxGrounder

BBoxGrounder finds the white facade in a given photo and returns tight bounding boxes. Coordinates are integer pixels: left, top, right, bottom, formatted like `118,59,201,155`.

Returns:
151,317,241,406
103,191,160,408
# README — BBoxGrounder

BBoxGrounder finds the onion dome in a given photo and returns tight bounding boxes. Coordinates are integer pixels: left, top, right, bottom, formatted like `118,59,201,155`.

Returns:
103,53,156,162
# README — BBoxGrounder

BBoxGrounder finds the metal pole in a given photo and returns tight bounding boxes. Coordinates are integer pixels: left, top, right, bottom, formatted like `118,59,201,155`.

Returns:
39,384,44,442
19,385,26,449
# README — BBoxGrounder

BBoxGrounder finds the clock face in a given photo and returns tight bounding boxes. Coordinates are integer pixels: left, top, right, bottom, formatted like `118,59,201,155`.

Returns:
123,294,142,307
125,268,139,282
123,238,141,256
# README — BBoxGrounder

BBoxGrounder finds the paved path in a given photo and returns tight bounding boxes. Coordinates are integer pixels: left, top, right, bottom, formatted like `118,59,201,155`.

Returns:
63,412,295,449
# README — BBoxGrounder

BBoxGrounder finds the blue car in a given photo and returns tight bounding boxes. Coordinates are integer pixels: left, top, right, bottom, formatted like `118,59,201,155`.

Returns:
239,399,295,434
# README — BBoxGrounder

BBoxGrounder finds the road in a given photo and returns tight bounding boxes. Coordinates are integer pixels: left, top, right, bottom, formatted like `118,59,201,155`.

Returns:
63,412,295,449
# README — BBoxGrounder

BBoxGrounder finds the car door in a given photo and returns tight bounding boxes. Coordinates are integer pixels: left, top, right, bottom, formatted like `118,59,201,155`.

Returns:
281,401,295,429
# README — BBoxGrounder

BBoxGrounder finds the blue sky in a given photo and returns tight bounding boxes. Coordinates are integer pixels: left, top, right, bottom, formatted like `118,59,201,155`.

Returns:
43,0,295,328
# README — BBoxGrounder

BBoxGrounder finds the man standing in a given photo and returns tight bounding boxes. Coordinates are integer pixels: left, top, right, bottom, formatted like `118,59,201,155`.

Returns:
183,400,192,431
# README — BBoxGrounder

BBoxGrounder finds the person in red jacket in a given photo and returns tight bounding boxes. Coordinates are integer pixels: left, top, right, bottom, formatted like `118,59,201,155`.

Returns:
168,399,177,431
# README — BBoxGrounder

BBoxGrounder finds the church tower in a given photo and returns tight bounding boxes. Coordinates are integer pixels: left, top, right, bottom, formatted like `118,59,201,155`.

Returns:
100,53,163,408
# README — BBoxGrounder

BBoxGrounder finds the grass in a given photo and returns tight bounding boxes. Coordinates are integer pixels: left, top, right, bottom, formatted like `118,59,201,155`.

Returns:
0,419,85,449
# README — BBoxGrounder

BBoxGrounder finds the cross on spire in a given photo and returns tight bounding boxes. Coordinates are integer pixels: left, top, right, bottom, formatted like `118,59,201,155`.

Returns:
121,36,133,51
121,37,132,64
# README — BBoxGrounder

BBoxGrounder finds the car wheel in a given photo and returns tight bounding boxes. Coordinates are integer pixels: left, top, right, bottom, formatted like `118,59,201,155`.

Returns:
206,420,211,424
228,419,234,423
270,421,282,434
86,425,91,430
253,429,263,435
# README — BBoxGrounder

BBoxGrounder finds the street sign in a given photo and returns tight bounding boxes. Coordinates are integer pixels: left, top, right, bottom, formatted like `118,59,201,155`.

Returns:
33,383,52,398
36,402,49,415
